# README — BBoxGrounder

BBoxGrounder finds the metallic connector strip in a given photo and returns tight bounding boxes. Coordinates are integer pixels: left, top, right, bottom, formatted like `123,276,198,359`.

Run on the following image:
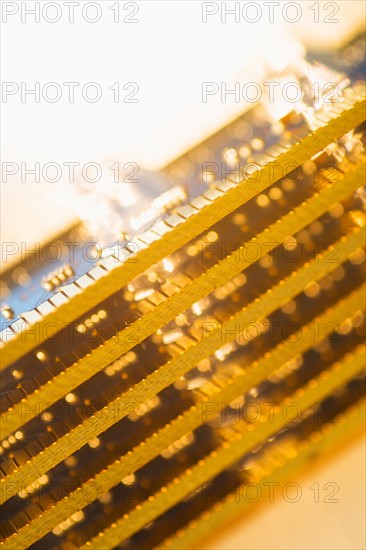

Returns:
1,285,364,548
1,95,364,368
0,230,363,505
1,162,364,438
158,400,366,550
80,347,366,549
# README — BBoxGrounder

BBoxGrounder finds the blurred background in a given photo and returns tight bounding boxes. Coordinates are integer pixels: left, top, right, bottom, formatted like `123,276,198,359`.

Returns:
2,1,365,247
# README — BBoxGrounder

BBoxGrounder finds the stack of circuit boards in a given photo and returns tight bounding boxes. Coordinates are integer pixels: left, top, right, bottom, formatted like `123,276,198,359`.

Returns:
0,34,365,550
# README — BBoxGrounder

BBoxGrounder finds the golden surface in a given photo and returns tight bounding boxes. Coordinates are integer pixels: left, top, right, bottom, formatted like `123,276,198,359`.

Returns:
80,349,365,549
159,400,366,550
1,95,365,368
2,160,364,439
1,285,364,548
0,87,365,550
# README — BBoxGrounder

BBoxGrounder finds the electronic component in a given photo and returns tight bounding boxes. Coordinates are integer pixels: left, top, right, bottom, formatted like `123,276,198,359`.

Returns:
0,32,365,550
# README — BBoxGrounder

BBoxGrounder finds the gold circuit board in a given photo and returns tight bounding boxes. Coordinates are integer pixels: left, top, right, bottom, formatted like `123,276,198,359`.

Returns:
0,36,365,550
